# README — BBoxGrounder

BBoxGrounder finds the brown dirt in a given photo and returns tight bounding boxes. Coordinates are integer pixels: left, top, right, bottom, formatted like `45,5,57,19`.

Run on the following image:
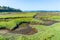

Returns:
0,29,9,34
10,23,38,35
0,23,38,35
11,27,38,35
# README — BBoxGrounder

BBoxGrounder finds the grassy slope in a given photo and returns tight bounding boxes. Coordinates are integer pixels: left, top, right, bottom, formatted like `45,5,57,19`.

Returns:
0,12,60,40
0,23,60,40
15,23,60,40
0,12,37,30
13,12,60,40
0,12,36,18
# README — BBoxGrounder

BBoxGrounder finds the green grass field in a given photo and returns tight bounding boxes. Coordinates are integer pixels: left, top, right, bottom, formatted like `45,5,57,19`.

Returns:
0,12,60,40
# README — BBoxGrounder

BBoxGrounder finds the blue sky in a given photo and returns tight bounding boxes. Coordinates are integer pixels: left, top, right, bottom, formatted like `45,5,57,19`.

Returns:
0,0,60,11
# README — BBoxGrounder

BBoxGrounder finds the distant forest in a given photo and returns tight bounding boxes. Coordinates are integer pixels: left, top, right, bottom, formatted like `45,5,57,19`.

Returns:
0,6,22,12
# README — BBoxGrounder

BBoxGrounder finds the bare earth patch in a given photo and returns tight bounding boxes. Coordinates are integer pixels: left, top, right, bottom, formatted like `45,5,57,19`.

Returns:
0,29,9,34
11,23,38,35
0,23,38,35
11,27,37,35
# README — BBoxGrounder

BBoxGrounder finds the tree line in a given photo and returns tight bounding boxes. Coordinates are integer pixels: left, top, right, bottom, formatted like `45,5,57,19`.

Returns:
0,6,22,12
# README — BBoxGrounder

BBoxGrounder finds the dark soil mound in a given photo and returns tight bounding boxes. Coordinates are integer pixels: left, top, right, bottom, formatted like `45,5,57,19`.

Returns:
11,23,38,35
0,23,38,35
11,27,37,35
